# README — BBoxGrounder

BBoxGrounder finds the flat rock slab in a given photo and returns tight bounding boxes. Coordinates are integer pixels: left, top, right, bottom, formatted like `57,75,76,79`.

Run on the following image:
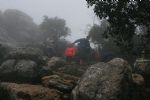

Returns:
42,74,77,93
0,82,62,100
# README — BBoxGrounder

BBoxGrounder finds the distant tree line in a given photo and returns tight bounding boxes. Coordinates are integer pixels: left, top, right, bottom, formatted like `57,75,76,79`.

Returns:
86,0,150,61
0,9,71,56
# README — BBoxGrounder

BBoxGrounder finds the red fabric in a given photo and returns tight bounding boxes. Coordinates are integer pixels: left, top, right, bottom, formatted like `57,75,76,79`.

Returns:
65,47,75,57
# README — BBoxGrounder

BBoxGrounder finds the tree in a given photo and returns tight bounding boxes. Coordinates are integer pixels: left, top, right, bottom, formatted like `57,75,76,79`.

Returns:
86,0,150,58
88,19,109,44
40,16,71,56
40,16,70,41
88,20,121,61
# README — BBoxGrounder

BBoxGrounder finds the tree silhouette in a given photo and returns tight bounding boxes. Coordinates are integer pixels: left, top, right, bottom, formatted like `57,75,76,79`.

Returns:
86,0,150,56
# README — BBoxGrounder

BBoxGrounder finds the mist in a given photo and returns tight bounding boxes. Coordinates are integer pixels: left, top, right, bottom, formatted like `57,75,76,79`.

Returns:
0,0,99,42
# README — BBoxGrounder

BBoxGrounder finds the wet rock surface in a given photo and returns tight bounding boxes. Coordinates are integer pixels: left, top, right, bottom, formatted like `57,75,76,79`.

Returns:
47,57,65,70
134,59,150,87
0,82,62,100
0,46,150,100
42,74,79,93
0,59,40,83
0,59,16,79
132,73,144,86
5,47,46,64
0,47,48,83
0,44,12,64
72,58,132,100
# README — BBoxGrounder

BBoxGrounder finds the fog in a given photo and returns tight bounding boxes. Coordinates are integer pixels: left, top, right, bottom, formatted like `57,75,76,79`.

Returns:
0,0,99,41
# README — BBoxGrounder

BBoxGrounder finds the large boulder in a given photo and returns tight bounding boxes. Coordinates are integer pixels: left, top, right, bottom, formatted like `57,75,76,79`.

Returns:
132,73,144,86
55,64,86,77
14,60,39,82
6,47,46,64
0,60,40,83
0,59,16,81
72,58,132,100
0,82,62,100
0,44,12,64
45,57,88,77
42,73,79,100
38,56,66,78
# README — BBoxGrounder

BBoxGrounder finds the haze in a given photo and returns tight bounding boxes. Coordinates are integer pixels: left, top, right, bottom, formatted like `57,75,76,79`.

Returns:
0,0,98,41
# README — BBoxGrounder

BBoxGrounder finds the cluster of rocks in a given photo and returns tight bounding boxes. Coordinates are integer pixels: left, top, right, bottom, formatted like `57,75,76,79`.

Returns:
0,45,150,100
0,47,47,83
72,58,150,100
0,46,81,100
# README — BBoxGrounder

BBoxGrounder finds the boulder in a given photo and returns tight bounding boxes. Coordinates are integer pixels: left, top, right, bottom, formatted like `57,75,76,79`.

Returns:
6,47,46,64
0,59,16,81
0,60,40,83
38,66,53,77
42,74,77,93
0,44,12,64
129,74,148,100
55,64,87,77
46,57,87,77
72,58,132,100
0,82,62,100
47,57,65,70
134,59,150,87
14,60,39,82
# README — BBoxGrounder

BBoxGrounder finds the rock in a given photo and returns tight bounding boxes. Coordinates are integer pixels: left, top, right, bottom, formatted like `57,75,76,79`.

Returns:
38,66,53,77
0,44,12,64
0,82,62,100
134,59,150,74
53,72,79,83
47,57,65,70
42,74,77,93
134,59,150,87
6,47,46,64
14,60,39,82
129,74,148,100
0,59,16,81
55,64,86,77
72,58,132,100
132,74,144,86
0,60,40,83
46,57,87,77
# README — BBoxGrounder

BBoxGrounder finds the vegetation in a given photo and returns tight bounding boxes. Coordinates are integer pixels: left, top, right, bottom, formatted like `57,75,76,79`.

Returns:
88,20,121,60
86,0,150,59
40,16,71,56
40,16,70,41
0,9,71,56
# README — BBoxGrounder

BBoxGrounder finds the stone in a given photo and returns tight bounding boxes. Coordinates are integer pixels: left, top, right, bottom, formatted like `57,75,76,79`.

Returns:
6,47,46,64
132,73,144,86
0,82,62,100
134,59,150,87
72,58,132,100
0,59,40,83
14,60,39,82
42,74,77,93
0,59,16,81
47,57,65,70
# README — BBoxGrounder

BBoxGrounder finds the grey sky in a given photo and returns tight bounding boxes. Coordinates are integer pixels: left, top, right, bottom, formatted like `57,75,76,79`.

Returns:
0,0,99,41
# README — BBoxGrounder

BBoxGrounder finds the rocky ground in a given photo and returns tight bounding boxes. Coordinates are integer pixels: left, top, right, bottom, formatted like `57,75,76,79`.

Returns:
0,45,150,100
